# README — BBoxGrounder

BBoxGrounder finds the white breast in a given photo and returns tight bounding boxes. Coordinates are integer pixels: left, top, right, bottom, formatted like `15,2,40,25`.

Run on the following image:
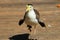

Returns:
28,10,36,18
27,10,38,23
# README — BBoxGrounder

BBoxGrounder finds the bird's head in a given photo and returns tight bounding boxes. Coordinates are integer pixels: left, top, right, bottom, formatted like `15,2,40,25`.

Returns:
26,4,34,11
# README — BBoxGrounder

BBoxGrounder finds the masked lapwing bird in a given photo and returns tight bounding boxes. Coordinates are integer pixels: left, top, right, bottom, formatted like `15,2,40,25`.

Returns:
19,4,46,33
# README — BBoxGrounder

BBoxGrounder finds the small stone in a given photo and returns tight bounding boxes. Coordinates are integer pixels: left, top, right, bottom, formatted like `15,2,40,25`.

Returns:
48,24,52,27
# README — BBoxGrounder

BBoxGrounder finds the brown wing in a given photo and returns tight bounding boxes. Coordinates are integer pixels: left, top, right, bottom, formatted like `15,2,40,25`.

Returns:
19,11,28,25
24,11,28,20
34,9,40,20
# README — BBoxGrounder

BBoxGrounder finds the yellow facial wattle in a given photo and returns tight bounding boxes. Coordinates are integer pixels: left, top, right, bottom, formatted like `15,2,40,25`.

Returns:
26,5,30,11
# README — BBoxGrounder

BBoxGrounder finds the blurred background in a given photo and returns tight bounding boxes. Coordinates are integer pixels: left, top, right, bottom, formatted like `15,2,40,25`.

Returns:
0,0,60,40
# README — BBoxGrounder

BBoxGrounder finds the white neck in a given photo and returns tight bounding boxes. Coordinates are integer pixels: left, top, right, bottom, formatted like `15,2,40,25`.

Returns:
28,9,36,18
27,8,38,23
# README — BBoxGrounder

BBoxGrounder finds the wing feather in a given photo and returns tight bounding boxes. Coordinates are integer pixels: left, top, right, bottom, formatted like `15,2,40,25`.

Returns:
34,9,40,20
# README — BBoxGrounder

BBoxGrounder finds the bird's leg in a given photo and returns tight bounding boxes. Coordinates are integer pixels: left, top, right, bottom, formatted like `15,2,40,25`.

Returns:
29,25,37,39
33,25,37,35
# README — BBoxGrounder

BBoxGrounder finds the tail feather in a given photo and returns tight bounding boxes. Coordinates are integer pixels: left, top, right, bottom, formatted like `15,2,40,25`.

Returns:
19,19,24,25
38,21,46,27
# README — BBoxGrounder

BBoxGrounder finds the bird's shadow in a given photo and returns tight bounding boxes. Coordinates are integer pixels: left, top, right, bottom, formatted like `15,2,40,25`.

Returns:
9,33,30,40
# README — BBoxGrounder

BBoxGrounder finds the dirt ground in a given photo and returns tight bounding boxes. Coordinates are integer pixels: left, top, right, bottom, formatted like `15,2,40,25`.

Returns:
0,0,60,40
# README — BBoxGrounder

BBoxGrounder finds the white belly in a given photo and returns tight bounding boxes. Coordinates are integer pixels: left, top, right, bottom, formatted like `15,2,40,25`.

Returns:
27,10,38,23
